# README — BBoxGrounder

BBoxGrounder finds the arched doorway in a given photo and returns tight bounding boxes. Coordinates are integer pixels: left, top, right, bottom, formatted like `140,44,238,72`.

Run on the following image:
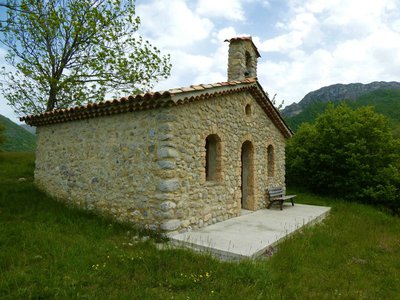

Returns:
241,140,254,210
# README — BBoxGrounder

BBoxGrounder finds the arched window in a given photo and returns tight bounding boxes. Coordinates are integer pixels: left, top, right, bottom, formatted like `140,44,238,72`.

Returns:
245,104,252,116
267,145,274,177
205,134,222,181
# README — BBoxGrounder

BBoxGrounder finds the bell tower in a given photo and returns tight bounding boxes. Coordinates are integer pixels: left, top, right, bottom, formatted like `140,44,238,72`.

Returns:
226,37,261,82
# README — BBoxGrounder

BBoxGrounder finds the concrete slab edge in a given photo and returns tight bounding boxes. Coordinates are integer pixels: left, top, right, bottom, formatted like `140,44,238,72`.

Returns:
251,207,332,259
168,206,331,261
169,238,248,261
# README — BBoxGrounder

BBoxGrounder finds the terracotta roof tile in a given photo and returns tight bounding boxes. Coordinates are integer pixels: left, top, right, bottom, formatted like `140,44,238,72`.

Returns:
191,85,205,90
169,89,183,94
181,86,196,92
20,78,292,138
211,83,222,87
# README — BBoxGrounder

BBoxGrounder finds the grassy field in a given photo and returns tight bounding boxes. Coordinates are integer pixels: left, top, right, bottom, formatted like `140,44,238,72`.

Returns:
1,153,400,299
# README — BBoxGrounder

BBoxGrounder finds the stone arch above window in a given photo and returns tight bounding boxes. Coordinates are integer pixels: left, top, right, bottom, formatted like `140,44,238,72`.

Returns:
205,134,222,181
267,144,275,177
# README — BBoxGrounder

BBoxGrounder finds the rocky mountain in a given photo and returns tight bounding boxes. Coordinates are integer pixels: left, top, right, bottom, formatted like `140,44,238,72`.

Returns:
282,81,400,117
283,89,400,137
0,114,36,152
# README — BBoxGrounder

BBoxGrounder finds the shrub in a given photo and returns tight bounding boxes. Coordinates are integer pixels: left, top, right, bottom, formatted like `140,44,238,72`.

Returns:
286,104,400,212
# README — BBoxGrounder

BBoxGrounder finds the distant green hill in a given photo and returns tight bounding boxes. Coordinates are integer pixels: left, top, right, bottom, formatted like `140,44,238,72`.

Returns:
0,114,36,152
285,89,400,137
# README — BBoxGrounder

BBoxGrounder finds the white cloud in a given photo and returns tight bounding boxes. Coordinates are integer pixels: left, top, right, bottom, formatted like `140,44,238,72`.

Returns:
213,26,239,43
155,47,229,91
259,12,319,52
136,0,213,49
254,0,400,104
154,49,224,91
258,26,400,103
196,0,245,21
154,25,251,91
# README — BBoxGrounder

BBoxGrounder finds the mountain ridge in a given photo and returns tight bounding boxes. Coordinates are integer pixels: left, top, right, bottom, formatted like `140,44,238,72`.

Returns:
283,89,400,137
0,114,36,152
282,81,400,117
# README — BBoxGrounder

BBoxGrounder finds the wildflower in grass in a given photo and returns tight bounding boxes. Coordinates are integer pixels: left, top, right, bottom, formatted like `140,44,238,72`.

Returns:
182,271,212,284
91,262,107,270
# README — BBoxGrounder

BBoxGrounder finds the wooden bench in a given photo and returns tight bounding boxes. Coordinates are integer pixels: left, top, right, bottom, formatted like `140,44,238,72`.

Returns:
266,187,296,210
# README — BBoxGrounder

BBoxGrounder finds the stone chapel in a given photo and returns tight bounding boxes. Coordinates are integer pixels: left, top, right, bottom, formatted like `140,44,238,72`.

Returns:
22,37,293,233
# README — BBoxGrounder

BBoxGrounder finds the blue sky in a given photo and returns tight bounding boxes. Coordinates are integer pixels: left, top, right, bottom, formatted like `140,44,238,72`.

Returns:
1,0,400,123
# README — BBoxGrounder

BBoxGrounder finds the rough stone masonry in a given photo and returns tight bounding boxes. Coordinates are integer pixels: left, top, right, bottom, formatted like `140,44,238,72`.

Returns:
22,37,292,234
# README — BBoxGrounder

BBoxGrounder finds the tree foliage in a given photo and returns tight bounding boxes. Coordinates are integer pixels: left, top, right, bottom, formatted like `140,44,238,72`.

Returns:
286,104,400,212
0,0,171,115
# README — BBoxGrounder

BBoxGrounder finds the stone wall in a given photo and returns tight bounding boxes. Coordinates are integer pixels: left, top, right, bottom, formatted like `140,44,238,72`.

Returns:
35,90,286,234
160,91,286,233
35,109,174,230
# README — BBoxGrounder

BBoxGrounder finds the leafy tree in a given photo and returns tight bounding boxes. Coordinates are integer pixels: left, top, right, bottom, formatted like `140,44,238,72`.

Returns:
286,104,400,212
0,0,171,115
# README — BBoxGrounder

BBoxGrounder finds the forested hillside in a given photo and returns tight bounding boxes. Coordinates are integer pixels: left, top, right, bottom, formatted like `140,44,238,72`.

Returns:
0,115,36,152
284,89,400,137
282,81,400,117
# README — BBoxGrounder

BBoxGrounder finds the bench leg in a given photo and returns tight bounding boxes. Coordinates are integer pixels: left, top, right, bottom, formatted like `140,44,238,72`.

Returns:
291,199,294,206
267,199,287,210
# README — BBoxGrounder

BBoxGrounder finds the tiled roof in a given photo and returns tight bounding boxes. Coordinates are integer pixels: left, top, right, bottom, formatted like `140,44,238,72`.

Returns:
20,78,292,138
225,36,261,58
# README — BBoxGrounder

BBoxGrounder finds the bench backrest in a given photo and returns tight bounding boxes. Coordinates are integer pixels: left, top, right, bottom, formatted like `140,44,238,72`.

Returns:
267,187,284,198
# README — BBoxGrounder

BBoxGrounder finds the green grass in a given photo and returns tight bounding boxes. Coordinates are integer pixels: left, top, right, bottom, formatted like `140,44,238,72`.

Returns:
1,153,400,299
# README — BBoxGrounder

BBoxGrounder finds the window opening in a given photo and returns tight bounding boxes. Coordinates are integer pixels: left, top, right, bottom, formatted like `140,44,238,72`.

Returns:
267,145,274,177
245,104,252,116
205,134,222,181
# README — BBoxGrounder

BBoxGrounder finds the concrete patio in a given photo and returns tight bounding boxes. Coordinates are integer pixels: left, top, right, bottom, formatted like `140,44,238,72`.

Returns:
169,203,331,261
